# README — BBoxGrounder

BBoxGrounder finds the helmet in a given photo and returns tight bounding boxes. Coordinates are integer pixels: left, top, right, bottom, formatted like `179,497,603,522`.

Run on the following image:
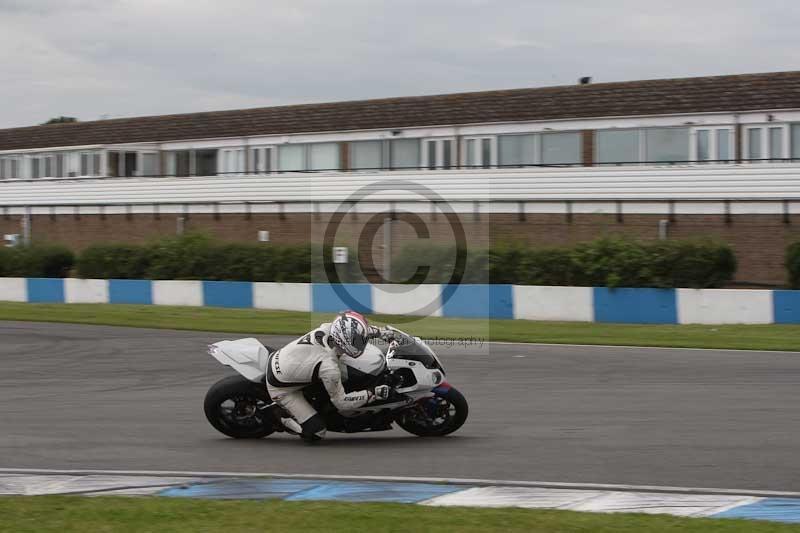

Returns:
330,311,370,358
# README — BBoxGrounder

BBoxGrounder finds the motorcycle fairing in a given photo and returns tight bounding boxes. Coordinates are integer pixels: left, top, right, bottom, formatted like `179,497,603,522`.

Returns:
208,338,269,382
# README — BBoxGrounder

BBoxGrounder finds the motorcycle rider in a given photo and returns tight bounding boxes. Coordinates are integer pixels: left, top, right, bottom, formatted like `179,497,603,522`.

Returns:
266,310,391,442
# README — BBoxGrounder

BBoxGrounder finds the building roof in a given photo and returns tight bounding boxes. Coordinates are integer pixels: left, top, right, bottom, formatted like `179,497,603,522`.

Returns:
2,71,800,151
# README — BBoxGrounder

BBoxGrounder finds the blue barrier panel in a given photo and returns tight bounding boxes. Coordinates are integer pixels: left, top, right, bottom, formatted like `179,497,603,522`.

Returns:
312,284,372,314
593,287,677,324
202,281,253,308
441,284,514,319
773,290,800,324
26,278,65,303
108,279,152,305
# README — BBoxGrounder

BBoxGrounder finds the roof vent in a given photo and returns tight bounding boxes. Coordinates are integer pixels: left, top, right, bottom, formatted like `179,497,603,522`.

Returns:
579,76,592,85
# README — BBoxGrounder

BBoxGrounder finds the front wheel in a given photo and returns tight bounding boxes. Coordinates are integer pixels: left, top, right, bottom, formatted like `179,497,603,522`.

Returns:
396,387,468,437
204,375,275,439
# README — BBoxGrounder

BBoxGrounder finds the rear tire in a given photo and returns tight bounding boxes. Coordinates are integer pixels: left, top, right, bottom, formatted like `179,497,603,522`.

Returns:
396,387,468,437
204,374,275,439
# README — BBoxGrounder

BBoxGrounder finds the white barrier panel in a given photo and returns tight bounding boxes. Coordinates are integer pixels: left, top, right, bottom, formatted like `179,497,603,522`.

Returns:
677,289,773,324
253,282,311,312
0,278,27,302
513,285,593,322
152,280,203,307
372,284,443,317
64,278,109,304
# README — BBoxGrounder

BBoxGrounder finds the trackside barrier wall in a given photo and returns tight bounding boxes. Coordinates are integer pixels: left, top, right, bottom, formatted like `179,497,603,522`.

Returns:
0,279,798,324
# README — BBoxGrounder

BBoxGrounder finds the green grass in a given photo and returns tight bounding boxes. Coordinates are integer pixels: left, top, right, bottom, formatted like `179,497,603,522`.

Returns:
1,302,800,351
0,496,796,533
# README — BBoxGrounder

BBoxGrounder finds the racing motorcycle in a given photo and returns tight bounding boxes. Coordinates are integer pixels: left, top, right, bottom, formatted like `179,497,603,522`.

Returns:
203,326,468,439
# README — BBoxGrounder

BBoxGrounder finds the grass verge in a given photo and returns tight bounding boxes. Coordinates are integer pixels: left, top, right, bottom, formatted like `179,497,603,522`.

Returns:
0,496,796,533
0,302,800,351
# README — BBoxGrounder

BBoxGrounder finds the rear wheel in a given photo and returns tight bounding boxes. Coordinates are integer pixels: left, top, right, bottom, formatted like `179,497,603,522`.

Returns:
204,375,275,439
396,387,468,437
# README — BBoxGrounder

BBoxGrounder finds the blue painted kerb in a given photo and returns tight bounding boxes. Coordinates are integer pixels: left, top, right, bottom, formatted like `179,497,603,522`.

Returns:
312,283,373,314
203,281,253,308
109,279,152,305
26,278,65,303
593,287,678,324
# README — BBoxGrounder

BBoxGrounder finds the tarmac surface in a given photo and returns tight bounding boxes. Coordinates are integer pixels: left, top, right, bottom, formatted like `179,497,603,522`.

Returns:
1,321,798,491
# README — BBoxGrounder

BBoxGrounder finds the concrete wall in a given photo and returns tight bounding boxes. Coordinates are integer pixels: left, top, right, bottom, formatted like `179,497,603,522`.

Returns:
1,278,797,324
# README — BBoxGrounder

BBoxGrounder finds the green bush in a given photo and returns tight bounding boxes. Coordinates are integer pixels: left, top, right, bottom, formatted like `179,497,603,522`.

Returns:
77,244,150,279
0,244,75,278
72,234,363,283
394,237,736,288
786,242,800,288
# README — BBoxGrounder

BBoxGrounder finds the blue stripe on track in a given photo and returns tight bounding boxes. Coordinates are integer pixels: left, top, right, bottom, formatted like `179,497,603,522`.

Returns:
284,481,468,503
715,498,800,523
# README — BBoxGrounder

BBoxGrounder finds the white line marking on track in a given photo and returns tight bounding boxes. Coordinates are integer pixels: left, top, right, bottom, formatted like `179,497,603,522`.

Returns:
1,468,799,499
484,340,800,354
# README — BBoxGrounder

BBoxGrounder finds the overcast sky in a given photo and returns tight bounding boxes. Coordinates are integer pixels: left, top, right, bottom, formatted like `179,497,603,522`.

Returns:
1,0,798,128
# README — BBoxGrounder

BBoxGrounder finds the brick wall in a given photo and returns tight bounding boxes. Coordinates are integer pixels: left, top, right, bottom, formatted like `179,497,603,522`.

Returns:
1,210,797,286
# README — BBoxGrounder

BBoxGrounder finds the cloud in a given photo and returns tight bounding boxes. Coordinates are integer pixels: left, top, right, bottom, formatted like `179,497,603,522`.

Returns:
0,0,798,128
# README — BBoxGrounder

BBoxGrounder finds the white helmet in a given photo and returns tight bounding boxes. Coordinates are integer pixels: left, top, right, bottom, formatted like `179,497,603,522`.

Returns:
330,311,370,358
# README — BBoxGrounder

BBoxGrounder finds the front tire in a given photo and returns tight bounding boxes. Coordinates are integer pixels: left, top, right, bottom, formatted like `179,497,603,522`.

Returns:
204,374,275,439
396,387,468,437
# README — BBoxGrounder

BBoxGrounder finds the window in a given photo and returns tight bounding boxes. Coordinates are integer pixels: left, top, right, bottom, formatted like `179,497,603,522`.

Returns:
278,145,305,172
596,130,640,164
351,141,383,170
124,152,137,177
389,139,420,169
693,128,733,163
769,127,783,161
541,132,581,165
251,146,274,173
141,153,159,176
166,151,191,177
105,152,119,177
498,134,536,166
423,138,454,170
31,157,41,179
793,124,800,160
194,149,218,176
744,125,788,162
309,143,339,171
464,137,495,168
645,128,689,163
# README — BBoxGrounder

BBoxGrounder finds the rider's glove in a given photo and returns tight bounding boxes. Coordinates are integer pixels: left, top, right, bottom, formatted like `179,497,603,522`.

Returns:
367,326,382,339
373,385,391,401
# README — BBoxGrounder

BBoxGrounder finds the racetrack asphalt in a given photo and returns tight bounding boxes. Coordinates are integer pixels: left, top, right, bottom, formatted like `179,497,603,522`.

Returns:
1,321,798,492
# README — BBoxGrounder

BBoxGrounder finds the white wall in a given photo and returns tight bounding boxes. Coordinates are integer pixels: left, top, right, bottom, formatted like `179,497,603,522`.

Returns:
253,282,311,312
677,289,773,324
513,286,593,322
0,278,26,302
152,280,203,307
64,278,108,304
372,284,443,317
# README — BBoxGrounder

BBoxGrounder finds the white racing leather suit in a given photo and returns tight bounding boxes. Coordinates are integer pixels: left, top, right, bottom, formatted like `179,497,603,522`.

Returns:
266,323,374,440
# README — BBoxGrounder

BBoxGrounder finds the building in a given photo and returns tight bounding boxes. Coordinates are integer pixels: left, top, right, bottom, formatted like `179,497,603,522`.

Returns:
2,71,800,285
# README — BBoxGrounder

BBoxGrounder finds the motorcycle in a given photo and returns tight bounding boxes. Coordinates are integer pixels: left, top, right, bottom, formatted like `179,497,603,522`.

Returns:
203,326,468,439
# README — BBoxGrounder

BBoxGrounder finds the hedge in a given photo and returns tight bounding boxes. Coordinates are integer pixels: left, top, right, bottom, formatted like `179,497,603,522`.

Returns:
393,238,736,288
0,244,74,278
18,235,736,288
786,241,800,288
75,234,366,283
